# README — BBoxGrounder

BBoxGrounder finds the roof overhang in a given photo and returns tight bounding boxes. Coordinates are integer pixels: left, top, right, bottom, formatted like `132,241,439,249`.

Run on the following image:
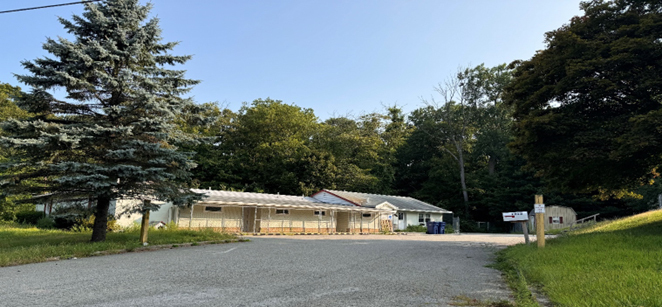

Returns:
195,200,395,213
397,209,453,214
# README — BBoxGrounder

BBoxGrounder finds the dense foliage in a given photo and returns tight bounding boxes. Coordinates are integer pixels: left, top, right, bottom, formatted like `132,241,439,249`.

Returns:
505,0,662,194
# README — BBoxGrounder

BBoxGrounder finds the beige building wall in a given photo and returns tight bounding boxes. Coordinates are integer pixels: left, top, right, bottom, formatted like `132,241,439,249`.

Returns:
257,208,336,233
178,205,243,232
176,205,386,234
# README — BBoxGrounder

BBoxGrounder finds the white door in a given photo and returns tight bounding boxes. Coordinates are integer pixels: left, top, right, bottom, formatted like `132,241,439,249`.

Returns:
397,212,406,230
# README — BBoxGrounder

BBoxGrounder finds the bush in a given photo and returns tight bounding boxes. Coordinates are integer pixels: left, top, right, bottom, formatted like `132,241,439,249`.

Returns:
15,211,45,225
405,224,427,232
52,214,119,232
36,217,55,229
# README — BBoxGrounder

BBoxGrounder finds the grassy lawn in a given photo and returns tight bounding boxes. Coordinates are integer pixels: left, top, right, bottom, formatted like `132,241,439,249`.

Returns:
495,209,662,307
0,222,238,267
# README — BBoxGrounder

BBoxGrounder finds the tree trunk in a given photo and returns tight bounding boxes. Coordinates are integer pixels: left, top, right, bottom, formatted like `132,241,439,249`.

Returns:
91,195,111,242
488,156,496,176
456,143,469,214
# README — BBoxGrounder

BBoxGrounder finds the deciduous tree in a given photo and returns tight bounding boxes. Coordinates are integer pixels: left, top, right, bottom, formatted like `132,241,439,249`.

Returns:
505,0,662,193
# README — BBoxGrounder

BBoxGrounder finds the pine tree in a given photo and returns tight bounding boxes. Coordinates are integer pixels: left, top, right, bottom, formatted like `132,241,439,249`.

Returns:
0,0,211,241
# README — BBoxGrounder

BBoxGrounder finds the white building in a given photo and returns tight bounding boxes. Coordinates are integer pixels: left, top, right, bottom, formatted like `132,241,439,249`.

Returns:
311,190,452,231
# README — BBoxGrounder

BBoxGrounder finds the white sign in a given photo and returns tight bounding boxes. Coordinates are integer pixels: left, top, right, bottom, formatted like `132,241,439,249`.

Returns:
502,211,529,222
534,204,545,214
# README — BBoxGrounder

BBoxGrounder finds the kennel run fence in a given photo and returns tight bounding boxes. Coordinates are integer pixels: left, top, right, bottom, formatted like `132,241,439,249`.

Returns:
175,204,395,234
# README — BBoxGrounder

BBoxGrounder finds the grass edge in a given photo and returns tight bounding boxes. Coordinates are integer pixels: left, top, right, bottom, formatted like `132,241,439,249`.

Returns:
491,249,540,307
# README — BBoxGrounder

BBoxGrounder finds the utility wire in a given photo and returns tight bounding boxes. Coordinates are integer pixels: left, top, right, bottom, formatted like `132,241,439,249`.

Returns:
0,0,102,14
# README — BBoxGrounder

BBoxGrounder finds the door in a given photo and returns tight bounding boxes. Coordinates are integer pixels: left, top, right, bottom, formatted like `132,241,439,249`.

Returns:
335,211,350,232
242,207,261,233
397,212,406,230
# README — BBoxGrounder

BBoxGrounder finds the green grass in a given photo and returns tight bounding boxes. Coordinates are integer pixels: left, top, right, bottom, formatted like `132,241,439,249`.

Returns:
495,209,662,307
0,221,237,267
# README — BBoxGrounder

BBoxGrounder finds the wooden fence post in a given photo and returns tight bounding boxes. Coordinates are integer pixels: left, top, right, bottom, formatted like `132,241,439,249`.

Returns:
535,195,545,248
139,210,150,244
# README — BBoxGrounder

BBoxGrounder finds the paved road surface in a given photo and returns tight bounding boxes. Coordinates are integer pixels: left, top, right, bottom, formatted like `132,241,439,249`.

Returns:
0,235,514,307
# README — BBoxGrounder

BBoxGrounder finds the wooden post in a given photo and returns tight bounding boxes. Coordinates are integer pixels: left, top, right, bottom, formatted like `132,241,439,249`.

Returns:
267,208,271,234
522,221,530,244
253,207,257,233
360,213,364,233
535,195,545,248
139,210,150,244
189,204,194,229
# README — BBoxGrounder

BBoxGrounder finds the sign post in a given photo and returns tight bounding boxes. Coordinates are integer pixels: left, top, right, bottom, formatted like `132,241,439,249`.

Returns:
535,195,545,248
522,220,530,244
502,211,529,243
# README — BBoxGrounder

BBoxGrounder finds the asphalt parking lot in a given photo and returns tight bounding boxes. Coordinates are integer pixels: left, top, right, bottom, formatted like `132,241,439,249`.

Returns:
0,234,516,307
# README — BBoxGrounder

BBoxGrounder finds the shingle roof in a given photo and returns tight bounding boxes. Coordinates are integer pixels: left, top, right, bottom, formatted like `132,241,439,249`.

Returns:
190,189,389,212
318,190,452,213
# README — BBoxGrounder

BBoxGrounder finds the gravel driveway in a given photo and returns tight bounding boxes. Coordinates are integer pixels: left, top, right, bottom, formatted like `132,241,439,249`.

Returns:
0,234,516,307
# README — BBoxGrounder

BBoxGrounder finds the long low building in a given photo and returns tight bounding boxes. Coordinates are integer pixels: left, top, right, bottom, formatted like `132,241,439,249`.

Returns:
177,189,393,233
37,189,452,234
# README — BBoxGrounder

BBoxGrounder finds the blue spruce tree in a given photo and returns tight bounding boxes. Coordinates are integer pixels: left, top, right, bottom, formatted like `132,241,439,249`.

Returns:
0,0,211,241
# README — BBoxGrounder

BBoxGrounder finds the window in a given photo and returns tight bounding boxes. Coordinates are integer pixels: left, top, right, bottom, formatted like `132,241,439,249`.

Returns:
275,209,289,215
398,212,404,220
204,206,222,212
419,213,424,223
551,217,560,224
425,213,431,223
362,213,372,218
314,211,326,216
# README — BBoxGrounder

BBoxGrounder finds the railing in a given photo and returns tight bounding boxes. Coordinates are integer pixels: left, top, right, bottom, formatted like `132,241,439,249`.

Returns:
570,213,600,228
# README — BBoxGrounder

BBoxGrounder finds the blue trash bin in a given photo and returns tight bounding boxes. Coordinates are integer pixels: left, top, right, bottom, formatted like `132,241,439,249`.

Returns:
426,221,434,234
439,222,446,234
434,222,441,234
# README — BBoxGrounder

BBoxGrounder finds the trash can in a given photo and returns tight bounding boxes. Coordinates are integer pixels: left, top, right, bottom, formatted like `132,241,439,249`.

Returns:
434,222,442,234
439,222,446,234
426,221,435,234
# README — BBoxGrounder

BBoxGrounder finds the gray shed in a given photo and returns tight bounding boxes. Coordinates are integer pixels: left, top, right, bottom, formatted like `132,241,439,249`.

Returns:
529,205,577,231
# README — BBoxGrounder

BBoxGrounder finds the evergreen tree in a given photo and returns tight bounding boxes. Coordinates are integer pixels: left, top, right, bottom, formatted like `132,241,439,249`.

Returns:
0,0,211,241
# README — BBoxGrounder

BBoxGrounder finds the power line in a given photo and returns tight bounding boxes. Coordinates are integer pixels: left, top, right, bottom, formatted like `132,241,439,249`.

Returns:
0,0,102,14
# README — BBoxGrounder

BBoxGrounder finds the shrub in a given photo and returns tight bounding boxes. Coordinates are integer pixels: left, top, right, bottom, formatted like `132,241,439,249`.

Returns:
15,211,45,225
36,217,55,229
75,216,120,232
405,224,427,232
52,213,79,230
51,202,94,230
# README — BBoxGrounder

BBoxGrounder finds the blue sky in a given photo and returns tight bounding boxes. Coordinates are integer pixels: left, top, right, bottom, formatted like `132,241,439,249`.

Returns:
0,0,582,119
